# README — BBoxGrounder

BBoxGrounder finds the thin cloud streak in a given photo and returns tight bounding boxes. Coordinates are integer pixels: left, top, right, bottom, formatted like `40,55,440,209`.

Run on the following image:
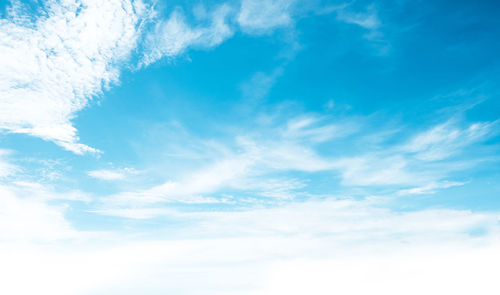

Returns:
96,113,498,216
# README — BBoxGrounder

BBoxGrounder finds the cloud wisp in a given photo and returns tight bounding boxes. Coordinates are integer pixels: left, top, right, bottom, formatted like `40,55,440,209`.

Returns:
141,4,234,66
94,112,498,218
87,167,138,181
0,0,387,154
0,0,149,154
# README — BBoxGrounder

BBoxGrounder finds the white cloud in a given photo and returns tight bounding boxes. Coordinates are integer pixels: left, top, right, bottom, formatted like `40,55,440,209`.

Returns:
18,241,500,294
332,155,414,186
87,167,138,181
237,0,296,33
88,169,125,180
100,129,339,209
181,200,500,249
282,115,358,143
0,0,332,156
95,116,344,209
1,146,499,295
0,149,18,178
102,153,254,207
328,118,497,187
5,198,500,294
92,207,179,219
261,247,500,295
0,184,78,242
262,143,333,171
9,181,91,202
142,4,234,65
0,154,88,243
0,0,148,154
240,68,283,103
401,120,496,161
98,115,499,210
2,236,499,295
235,177,306,199
336,5,380,30
0,0,393,157
0,153,89,242
398,181,465,195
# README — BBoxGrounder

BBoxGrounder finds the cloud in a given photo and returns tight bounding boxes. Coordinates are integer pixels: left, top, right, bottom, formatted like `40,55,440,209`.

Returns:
330,118,498,187
0,0,393,156
6,198,500,294
0,149,18,178
0,184,78,242
0,151,89,202
237,0,296,33
87,167,138,181
0,0,149,154
97,113,500,213
177,199,499,240
1,143,499,294
336,4,380,30
142,4,234,66
99,120,341,210
261,247,500,295
332,155,414,186
0,152,89,242
0,153,88,242
401,120,497,161
398,181,466,195
282,115,359,143
8,181,91,202
240,68,283,103
0,0,330,155
334,4,388,53
3,237,499,295
88,169,125,180
142,0,305,64
101,152,255,207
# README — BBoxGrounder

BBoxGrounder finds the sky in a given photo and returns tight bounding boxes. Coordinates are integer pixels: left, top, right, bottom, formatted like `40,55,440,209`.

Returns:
0,0,500,294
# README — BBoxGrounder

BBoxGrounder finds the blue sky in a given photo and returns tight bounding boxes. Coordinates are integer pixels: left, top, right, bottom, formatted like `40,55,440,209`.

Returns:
0,0,500,294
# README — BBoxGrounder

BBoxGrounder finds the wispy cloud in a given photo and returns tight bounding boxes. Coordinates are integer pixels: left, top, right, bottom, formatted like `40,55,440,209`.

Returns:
0,149,18,178
336,4,381,30
0,0,373,155
398,181,466,195
94,110,499,217
332,155,414,186
0,0,394,155
87,167,138,181
0,0,149,154
101,153,251,208
0,153,92,242
240,67,284,104
98,116,344,211
0,152,90,241
141,0,302,65
282,115,359,143
401,120,497,161
142,4,234,66
331,117,498,187
8,181,91,202
334,3,390,54
237,0,296,33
